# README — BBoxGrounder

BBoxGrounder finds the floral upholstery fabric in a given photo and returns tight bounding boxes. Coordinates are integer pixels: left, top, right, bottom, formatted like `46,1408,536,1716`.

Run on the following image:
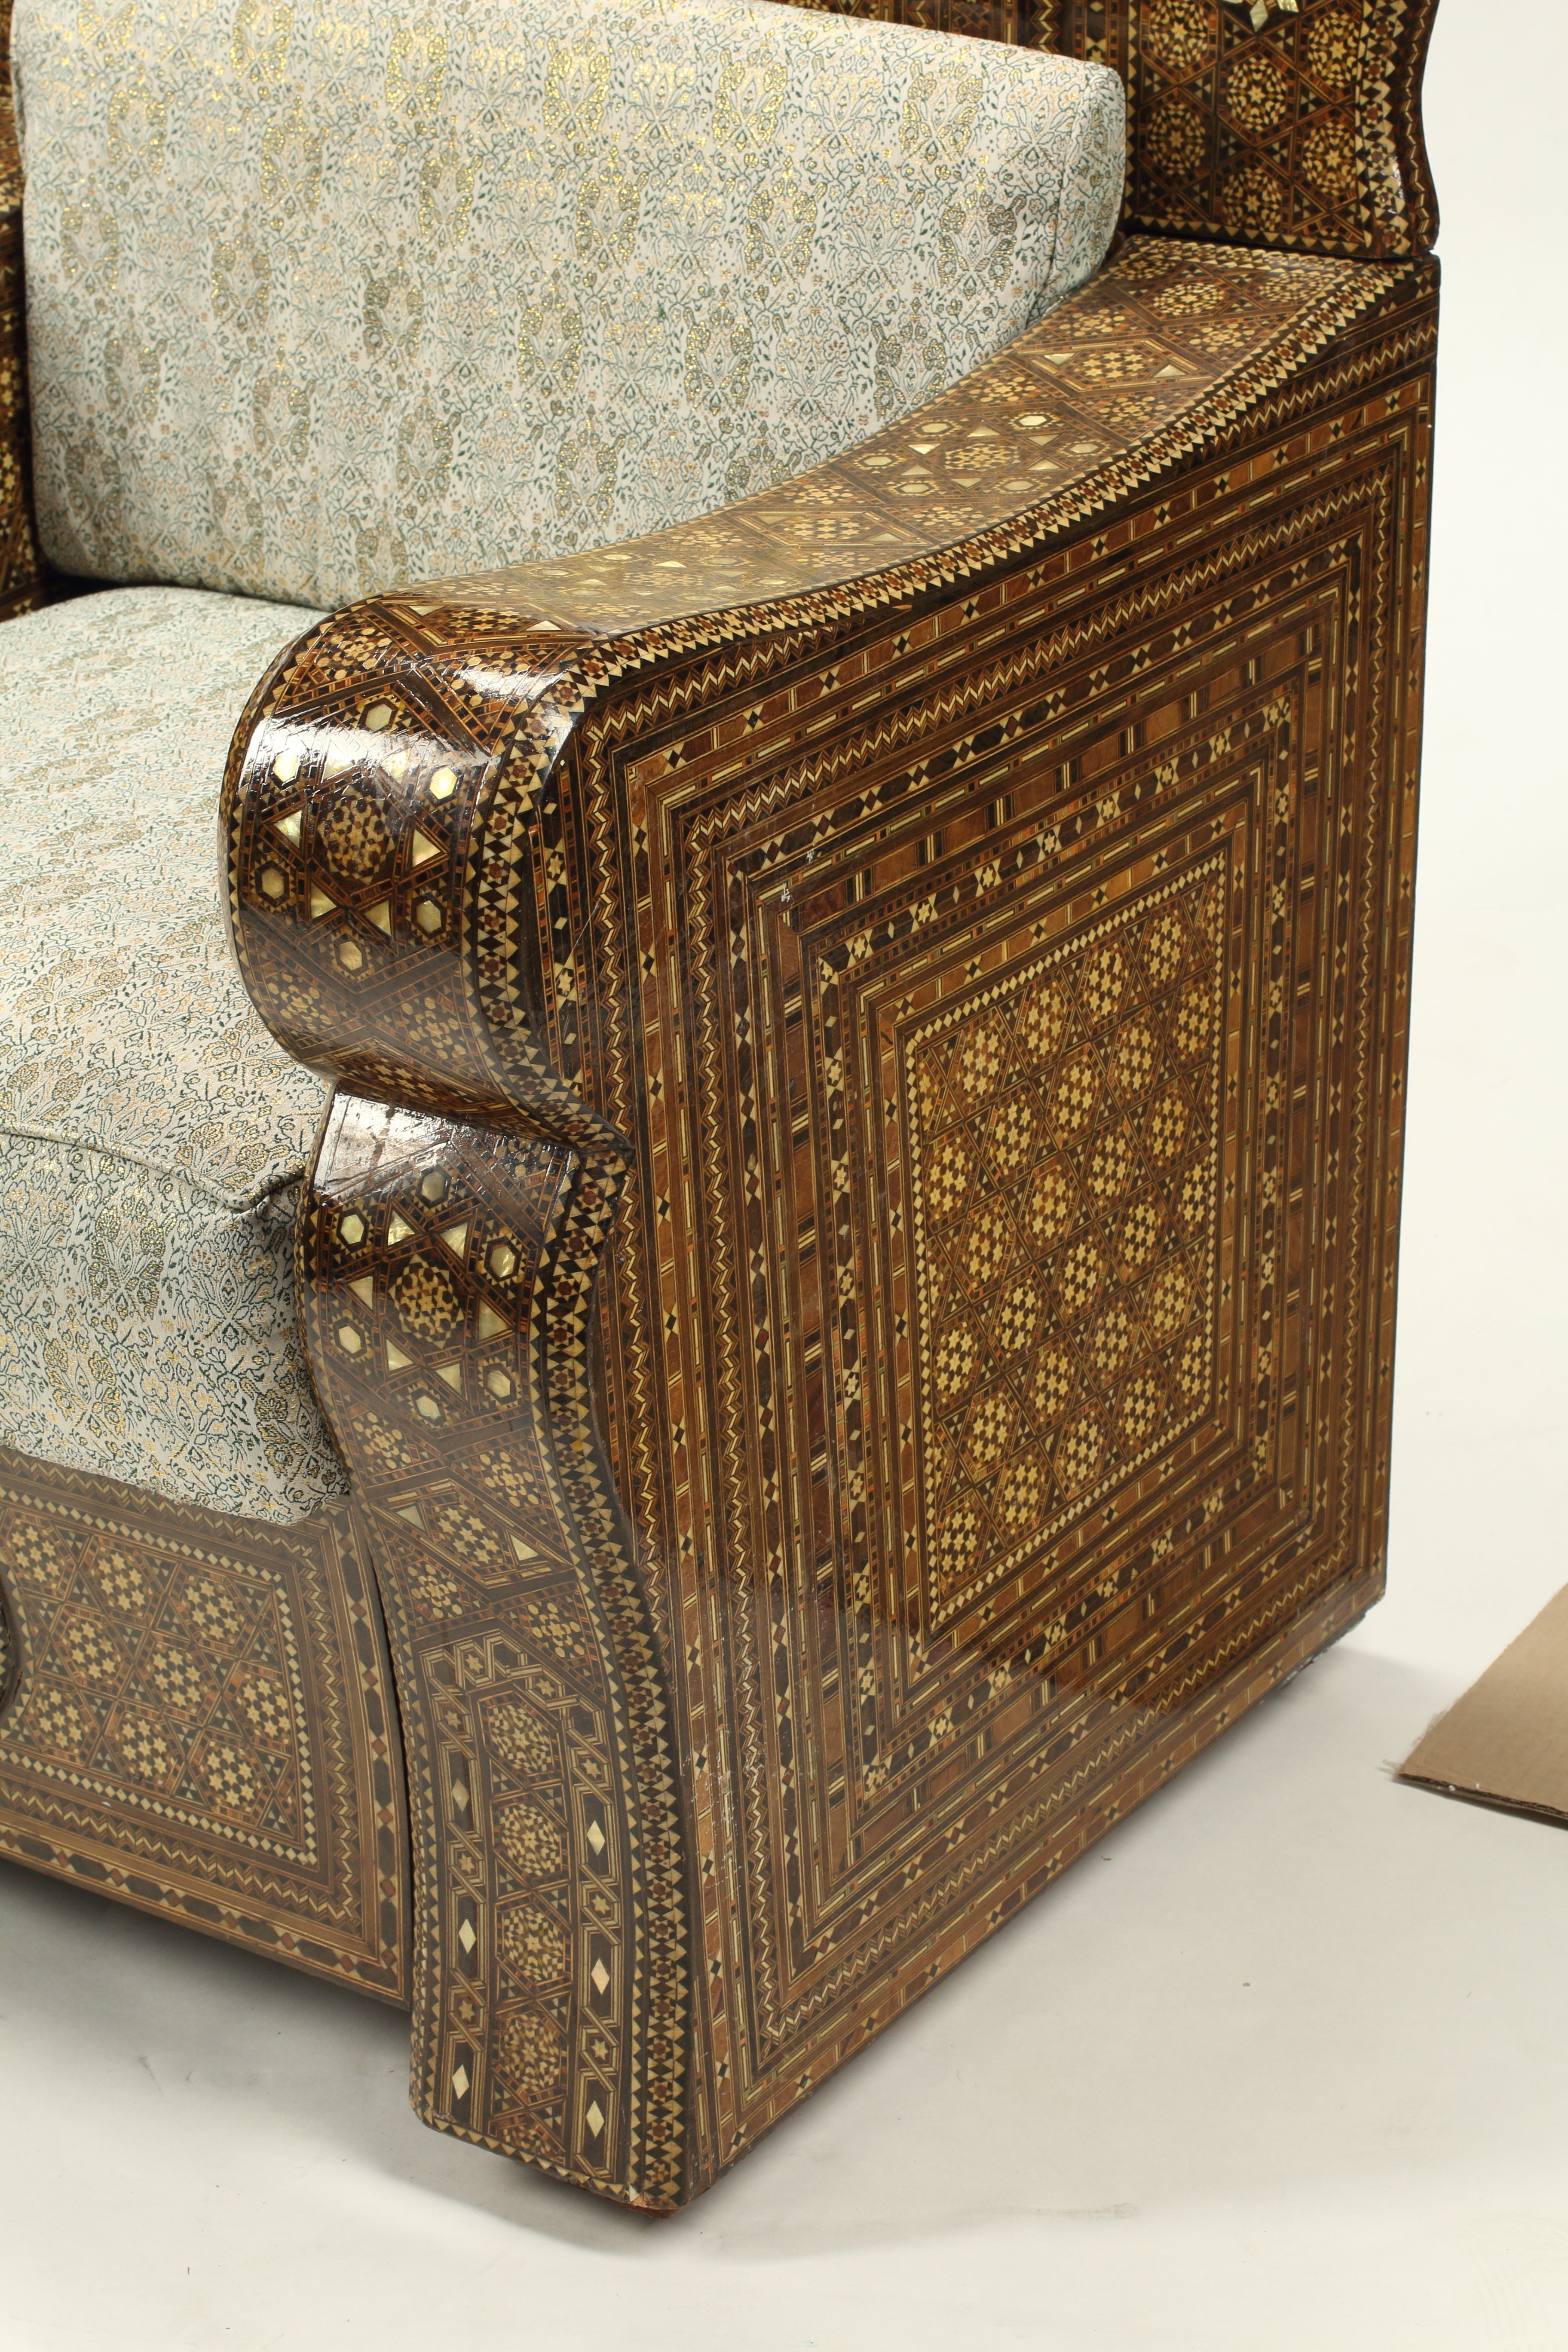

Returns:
0,586,343,1522
12,0,1124,609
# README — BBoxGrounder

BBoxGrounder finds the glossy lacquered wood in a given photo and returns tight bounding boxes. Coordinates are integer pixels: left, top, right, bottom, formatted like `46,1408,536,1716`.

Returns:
0,0,1441,2215
221,239,1436,2204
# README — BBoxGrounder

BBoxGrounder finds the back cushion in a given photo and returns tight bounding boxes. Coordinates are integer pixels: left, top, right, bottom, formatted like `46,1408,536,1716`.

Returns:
13,0,1123,609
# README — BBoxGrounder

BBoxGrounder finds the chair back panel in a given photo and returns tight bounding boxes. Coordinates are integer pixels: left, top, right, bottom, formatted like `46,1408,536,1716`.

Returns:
775,0,1439,259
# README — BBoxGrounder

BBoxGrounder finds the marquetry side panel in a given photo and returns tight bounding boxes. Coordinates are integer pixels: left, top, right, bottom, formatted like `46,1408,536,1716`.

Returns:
558,317,1432,2178
0,1450,409,1995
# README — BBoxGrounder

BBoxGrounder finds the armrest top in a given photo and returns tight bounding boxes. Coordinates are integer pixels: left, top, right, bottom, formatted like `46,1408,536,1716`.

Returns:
395,239,1418,648
223,235,1436,1149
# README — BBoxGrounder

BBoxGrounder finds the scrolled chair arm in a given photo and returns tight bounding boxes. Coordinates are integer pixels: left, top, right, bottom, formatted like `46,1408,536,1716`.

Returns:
220,233,1437,2207
222,606,614,1149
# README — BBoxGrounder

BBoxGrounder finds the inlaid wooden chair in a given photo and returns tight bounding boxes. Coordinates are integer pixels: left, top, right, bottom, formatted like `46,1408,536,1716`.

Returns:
0,0,1438,2206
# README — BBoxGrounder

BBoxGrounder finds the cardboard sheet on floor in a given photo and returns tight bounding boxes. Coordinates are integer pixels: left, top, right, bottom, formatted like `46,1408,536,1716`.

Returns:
1400,1583,1568,1825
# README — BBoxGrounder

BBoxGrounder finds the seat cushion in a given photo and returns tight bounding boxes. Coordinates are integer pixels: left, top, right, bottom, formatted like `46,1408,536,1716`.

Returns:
13,0,1123,608
0,586,346,1524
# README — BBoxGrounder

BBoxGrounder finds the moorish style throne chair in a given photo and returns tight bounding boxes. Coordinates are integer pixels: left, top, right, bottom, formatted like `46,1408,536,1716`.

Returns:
0,0,1438,2207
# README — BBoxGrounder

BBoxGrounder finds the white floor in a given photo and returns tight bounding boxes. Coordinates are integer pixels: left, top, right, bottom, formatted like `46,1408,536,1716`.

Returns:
3,5,1566,2346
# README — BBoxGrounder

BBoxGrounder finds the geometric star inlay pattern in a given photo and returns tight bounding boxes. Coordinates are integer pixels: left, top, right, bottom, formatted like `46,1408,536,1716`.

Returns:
0,1505,313,1856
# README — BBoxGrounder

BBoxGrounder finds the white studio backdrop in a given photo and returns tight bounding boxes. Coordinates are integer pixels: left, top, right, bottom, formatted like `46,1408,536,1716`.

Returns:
2,2,1566,2344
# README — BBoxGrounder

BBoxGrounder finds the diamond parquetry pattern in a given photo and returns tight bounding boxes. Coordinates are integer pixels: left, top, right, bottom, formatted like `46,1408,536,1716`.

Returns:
908,864,1223,1623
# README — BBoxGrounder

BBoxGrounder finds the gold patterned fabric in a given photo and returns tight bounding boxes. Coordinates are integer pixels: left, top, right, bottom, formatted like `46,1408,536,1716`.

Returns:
0,586,343,1522
12,0,1123,608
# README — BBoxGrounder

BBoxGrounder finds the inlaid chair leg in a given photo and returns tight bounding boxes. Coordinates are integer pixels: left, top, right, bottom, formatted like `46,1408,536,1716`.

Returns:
301,1090,689,2209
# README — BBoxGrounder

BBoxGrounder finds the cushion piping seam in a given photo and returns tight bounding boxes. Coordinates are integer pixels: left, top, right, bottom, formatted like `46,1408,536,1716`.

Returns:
0,1120,308,1214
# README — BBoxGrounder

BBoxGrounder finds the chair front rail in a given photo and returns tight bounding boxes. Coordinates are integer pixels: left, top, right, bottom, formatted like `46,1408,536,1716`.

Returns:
0,1454,411,1997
